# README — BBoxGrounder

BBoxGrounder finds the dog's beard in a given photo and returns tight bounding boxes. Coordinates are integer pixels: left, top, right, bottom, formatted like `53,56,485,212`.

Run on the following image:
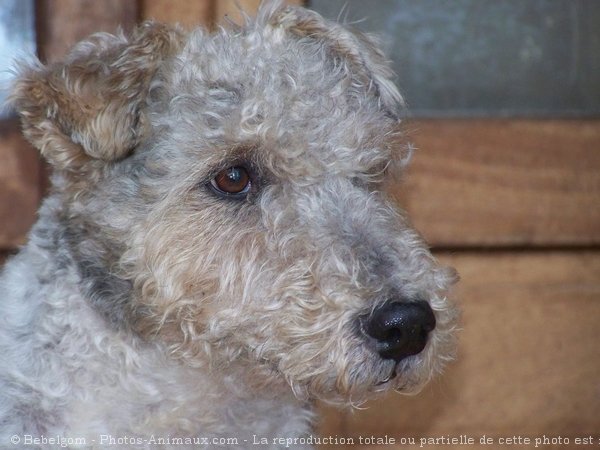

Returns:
245,329,438,407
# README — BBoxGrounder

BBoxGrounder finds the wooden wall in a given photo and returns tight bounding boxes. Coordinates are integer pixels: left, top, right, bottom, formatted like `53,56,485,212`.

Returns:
1,1,599,448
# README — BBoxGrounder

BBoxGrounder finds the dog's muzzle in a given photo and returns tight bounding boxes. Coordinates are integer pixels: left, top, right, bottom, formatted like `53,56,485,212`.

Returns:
361,300,436,362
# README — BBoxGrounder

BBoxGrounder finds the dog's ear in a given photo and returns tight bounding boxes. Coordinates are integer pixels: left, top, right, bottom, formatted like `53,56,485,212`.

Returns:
270,6,404,119
11,22,184,172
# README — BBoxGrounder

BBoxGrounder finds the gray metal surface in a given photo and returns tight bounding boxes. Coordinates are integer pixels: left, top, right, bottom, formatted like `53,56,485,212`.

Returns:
310,0,600,118
0,0,36,119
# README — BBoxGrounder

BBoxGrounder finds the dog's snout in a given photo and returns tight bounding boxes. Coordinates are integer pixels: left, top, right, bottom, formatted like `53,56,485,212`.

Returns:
363,300,436,362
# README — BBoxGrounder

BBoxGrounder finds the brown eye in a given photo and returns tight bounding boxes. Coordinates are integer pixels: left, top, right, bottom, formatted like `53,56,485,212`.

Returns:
209,166,252,198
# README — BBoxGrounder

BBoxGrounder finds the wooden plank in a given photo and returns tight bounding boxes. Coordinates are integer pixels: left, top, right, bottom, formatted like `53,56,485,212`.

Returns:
36,0,138,62
215,0,261,24
0,120,41,249
215,0,303,25
391,119,600,247
317,251,600,447
140,0,213,28
141,0,305,28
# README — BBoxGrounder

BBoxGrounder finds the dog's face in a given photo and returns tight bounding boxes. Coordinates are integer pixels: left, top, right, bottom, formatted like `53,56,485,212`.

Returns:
12,3,457,405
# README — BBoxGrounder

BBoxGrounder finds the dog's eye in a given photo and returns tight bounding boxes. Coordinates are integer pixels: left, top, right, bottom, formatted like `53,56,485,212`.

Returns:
209,166,252,198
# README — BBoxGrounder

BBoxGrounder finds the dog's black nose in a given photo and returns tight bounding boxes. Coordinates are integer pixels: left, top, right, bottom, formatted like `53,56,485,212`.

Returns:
363,300,436,362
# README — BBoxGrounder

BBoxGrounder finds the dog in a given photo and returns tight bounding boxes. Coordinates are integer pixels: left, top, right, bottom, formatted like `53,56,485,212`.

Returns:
0,1,458,448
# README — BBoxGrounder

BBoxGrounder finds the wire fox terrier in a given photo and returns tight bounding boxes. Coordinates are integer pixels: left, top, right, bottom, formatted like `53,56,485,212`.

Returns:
0,1,458,448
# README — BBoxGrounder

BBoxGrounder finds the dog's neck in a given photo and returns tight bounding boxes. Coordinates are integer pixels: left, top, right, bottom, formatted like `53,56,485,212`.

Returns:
11,196,315,445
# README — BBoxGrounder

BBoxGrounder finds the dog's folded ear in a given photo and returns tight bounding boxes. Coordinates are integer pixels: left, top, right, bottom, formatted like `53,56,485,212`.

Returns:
270,6,404,119
11,22,184,172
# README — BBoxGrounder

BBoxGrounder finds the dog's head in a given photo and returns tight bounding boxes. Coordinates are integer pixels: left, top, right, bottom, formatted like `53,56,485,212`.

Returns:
12,1,458,405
